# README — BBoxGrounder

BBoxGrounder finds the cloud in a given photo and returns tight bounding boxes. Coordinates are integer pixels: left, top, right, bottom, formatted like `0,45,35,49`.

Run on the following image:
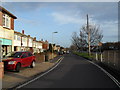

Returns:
51,12,86,25
16,17,40,25
100,20,118,42
2,2,118,45
2,0,120,2
2,2,47,13
2,2,118,22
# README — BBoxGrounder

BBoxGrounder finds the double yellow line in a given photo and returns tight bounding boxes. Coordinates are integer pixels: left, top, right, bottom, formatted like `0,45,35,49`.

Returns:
55,56,64,64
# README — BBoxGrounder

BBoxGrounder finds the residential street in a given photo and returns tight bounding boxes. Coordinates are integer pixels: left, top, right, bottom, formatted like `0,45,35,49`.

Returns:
0,2,119,90
18,53,119,88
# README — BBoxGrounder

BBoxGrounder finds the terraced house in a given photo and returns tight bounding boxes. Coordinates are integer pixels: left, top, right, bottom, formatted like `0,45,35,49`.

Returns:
0,6,17,56
14,31,42,53
0,6,49,55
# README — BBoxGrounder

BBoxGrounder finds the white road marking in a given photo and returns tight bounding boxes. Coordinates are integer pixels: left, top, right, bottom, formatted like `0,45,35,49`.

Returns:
16,56,120,88
16,56,64,89
88,60,120,88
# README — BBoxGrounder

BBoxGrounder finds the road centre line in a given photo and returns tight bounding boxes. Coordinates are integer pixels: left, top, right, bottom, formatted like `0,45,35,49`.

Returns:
16,56,64,89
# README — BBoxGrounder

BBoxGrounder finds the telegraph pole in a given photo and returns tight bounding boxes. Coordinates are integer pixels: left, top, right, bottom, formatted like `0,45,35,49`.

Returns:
87,14,91,56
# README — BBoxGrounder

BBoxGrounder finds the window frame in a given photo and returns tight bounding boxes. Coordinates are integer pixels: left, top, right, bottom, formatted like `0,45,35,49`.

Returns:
3,14,11,29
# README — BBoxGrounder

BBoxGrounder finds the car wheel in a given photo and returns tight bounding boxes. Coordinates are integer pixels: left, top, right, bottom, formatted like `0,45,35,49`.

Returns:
15,63,21,72
30,61,35,68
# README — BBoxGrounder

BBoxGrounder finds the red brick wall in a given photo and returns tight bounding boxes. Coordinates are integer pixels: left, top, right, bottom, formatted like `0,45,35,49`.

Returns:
43,43,49,50
46,52,57,60
0,12,3,26
35,53,45,63
0,11,15,30
0,62,4,78
11,18,14,30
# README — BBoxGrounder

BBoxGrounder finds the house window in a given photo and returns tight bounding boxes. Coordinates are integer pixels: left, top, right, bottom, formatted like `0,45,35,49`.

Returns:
17,36,21,41
29,39,32,43
23,37,26,42
14,35,18,40
14,35,16,40
3,14,11,29
3,14,5,26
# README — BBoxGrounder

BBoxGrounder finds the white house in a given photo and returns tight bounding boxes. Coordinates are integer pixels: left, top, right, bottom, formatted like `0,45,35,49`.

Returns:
14,31,22,51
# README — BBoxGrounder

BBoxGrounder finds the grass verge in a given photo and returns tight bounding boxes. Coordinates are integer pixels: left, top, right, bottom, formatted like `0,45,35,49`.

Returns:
73,52,94,60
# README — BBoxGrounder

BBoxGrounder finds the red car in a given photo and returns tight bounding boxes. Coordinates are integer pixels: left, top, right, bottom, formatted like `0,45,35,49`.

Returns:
2,51,36,72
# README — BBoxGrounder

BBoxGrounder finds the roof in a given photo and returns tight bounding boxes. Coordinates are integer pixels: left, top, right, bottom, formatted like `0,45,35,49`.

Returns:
14,31,30,38
56,45,60,47
14,31,26,36
0,6,17,19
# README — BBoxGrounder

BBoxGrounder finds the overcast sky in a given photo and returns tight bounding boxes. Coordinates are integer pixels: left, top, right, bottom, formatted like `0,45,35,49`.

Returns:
1,2,118,47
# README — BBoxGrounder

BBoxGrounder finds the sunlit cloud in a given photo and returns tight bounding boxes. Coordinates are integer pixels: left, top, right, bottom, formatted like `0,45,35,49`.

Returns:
51,12,86,25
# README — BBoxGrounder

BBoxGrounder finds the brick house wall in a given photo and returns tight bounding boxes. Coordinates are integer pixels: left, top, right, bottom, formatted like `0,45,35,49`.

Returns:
42,41,49,50
0,6,17,52
0,62,4,78
11,18,14,30
0,11,2,26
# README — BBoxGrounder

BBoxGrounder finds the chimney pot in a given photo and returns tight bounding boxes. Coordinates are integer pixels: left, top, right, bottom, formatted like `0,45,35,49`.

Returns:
22,30,24,34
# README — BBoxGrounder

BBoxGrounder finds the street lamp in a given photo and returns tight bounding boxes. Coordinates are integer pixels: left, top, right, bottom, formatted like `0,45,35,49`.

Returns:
52,32,58,59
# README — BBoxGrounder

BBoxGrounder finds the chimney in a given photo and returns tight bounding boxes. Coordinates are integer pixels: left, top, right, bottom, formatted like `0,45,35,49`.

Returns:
41,39,43,41
33,37,36,41
45,40,48,43
22,30,24,34
28,35,30,37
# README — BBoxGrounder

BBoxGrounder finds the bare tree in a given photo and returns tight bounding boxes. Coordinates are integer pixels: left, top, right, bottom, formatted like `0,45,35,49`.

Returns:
71,24,103,51
81,24,103,46
71,32,79,50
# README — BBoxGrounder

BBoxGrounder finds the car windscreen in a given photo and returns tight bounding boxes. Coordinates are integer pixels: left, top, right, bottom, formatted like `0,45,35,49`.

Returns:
5,52,23,58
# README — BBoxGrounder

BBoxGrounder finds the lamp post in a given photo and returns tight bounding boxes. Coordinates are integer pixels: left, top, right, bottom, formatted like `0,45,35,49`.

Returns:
52,32,58,59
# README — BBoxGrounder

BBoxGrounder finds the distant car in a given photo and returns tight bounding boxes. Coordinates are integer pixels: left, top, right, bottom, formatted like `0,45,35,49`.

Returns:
58,51,63,55
63,51,66,54
66,50,70,54
2,51,36,72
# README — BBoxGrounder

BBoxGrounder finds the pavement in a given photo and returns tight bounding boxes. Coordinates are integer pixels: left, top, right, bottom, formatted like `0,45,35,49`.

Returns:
2,55,63,89
16,53,119,88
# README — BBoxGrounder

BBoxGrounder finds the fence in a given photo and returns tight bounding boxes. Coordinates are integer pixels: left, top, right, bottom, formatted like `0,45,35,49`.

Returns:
102,50,120,71
35,52,58,63
92,50,120,72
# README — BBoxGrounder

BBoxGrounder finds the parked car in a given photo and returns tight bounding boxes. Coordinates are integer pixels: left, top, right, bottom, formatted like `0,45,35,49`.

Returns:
2,51,36,72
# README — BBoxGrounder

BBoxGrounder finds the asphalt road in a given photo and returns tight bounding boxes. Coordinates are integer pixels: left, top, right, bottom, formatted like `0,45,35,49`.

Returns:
18,53,119,88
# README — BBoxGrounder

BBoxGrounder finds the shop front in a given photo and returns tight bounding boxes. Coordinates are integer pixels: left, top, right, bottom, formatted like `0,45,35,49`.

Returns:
0,38,12,56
